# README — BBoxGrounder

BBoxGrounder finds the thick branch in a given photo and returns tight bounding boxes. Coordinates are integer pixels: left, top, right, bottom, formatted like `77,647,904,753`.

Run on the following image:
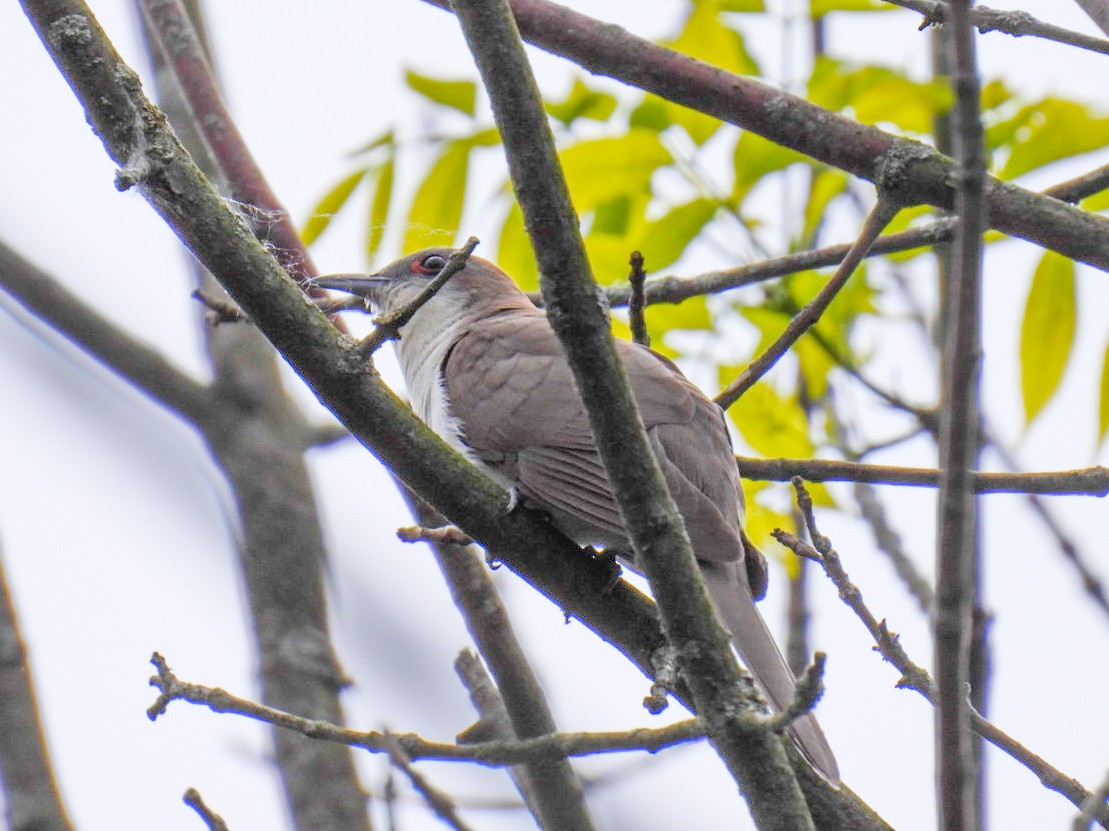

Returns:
936,7,987,827
0,545,73,831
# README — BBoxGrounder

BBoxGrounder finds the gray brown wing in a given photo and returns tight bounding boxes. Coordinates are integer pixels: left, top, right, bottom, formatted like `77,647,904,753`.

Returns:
445,313,745,565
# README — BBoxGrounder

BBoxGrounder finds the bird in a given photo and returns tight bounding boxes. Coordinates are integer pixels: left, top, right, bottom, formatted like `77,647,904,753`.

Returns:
315,247,839,782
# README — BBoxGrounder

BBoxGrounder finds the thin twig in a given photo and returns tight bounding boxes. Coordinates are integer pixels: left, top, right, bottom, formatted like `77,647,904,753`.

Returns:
0,543,74,831
183,789,230,831
734,457,1109,495
148,653,709,764
884,0,1109,56
354,236,479,357
627,251,650,347
716,198,901,409
137,0,321,283
381,732,477,831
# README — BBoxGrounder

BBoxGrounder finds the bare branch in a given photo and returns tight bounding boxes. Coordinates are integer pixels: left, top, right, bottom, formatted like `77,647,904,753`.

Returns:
1073,0,1109,37
183,789,230,831
0,545,73,831
627,251,650,347
735,457,1109,495
381,733,477,831
885,0,1109,55
136,0,320,284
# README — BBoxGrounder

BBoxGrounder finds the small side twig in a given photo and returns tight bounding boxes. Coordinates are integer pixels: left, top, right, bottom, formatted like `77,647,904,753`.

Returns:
716,197,901,408
397,524,475,546
381,731,477,831
764,653,828,734
183,789,230,831
192,288,246,325
355,236,480,357
627,250,650,347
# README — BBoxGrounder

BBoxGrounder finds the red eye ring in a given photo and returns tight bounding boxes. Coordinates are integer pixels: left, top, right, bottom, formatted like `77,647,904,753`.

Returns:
412,254,448,275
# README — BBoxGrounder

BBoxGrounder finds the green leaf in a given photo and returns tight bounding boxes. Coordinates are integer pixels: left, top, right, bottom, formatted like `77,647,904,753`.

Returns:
366,157,394,261
634,198,719,272
733,132,811,204
1001,98,1109,179
1099,340,1109,446
560,130,672,209
722,378,815,458
1081,188,1109,213
808,57,951,134
1020,250,1076,425
811,0,889,14
348,128,395,157
403,140,473,251
301,167,369,245
719,0,764,10
546,78,618,126
648,295,713,337
799,169,849,246
496,202,539,291
404,69,477,116
629,96,672,132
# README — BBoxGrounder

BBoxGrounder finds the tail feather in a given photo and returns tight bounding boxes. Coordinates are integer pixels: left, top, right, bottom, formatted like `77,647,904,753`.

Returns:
701,561,840,784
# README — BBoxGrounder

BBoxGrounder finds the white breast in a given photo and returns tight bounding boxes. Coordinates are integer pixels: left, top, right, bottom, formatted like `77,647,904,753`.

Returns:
394,308,473,460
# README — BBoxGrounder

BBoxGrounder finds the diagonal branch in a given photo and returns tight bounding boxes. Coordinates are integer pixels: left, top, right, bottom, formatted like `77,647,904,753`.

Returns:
0,238,213,422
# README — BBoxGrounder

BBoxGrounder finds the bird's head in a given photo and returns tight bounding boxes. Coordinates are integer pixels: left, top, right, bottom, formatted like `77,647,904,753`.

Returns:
312,247,535,320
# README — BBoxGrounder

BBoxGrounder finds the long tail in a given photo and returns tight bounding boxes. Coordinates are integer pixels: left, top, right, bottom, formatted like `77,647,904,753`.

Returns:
701,561,840,784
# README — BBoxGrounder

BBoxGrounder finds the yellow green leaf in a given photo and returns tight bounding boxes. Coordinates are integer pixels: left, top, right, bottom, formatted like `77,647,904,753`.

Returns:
1020,251,1076,425
403,140,473,251
799,169,849,246
733,132,811,204
722,376,815,459
1002,98,1109,179
366,157,394,261
634,198,719,272
1098,340,1109,446
811,0,890,14
546,78,618,125
560,130,672,209
301,167,369,246
496,202,539,291
404,69,476,116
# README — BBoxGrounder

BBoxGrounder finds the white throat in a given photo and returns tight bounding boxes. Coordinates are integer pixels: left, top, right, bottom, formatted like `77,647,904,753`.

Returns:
393,303,472,459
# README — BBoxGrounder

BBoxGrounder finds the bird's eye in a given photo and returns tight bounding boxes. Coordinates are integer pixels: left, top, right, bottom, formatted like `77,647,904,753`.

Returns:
413,254,448,275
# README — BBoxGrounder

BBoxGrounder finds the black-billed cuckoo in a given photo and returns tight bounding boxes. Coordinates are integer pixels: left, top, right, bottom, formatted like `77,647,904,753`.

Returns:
316,248,839,782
